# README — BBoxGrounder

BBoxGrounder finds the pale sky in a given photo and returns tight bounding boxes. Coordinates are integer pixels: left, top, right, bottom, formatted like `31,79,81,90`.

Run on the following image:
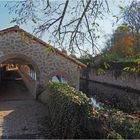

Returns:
0,0,135,53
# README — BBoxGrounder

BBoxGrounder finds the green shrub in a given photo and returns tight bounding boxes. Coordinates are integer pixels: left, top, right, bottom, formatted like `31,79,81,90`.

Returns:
108,111,140,139
39,82,140,139
39,82,108,139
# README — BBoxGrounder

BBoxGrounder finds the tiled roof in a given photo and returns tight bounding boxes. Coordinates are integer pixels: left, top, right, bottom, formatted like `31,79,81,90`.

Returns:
0,26,86,68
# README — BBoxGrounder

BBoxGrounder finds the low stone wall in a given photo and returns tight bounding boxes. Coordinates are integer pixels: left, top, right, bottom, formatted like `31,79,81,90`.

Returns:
18,70,36,98
80,68,140,114
81,69,140,91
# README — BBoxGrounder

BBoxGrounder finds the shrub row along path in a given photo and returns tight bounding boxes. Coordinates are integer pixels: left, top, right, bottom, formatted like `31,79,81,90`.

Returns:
0,80,49,139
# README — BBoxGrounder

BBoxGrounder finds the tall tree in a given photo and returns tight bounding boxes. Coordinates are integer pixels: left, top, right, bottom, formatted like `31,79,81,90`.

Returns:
121,0,140,53
122,0,140,34
6,0,109,55
103,27,128,53
111,33,134,58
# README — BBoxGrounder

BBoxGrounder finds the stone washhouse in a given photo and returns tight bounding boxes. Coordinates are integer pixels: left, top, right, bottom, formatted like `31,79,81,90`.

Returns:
0,26,86,98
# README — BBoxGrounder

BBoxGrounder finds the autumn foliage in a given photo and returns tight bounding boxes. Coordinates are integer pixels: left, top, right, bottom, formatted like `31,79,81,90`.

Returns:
111,33,134,58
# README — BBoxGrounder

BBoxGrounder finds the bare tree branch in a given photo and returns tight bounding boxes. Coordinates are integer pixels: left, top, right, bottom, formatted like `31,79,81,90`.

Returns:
6,0,109,55
56,0,69,37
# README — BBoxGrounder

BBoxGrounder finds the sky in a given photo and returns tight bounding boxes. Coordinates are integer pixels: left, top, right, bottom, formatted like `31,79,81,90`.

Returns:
0,0,134,53
0,1,32,32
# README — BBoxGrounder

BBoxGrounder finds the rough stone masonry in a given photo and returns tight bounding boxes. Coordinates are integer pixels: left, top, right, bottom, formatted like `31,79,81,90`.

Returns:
0,26,86,98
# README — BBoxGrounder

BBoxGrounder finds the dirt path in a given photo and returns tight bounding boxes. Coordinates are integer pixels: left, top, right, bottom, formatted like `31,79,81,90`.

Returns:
0,80,48,139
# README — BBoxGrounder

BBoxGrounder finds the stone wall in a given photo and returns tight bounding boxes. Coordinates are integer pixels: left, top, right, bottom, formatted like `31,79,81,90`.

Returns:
0,27,82,97
80,68,140,114
81,69,140,91
19,67,36,98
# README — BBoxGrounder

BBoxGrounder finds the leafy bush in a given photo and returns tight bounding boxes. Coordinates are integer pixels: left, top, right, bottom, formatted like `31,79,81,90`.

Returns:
108,110,140,139
39,82,108,138
39,82,140,139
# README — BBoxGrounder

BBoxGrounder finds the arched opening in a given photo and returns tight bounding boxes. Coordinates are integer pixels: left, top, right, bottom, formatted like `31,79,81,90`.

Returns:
0,54,40,100
50,75,68,83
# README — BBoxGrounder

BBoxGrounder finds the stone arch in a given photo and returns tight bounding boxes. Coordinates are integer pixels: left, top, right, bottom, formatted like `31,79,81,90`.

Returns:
46,70,73,86
0,53,41,98
0,26,86,96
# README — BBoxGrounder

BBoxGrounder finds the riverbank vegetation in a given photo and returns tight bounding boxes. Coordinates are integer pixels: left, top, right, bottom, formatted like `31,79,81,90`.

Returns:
39,82,140,139
78,22,140,70
78,1,140,73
